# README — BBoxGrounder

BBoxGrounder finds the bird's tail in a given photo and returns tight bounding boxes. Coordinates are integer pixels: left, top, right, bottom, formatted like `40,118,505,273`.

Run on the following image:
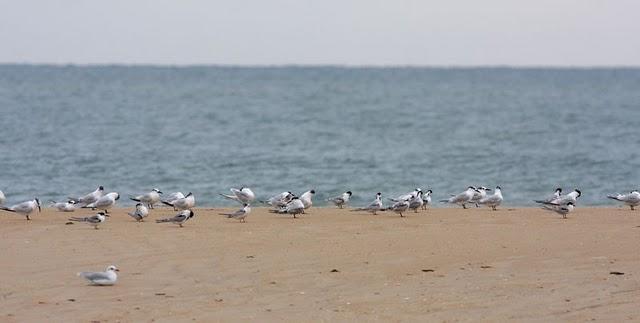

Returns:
161,200,174,207
0,207,15,212
439,200,449,203
68,217,86,222
607,195,622,201
219,193,238,201
130,197,141,202
155,218,171,223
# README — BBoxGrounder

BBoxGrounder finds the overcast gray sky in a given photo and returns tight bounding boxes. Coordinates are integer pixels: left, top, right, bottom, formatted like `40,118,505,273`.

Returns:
1,0,638,66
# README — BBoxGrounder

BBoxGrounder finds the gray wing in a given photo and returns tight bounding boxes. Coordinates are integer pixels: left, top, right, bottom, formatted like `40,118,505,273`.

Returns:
79,271,110,281
479,195,501,204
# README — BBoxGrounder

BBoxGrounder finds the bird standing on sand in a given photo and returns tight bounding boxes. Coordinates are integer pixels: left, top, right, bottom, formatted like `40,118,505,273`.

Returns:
440,187,478,209
261,191,294,209
77,265,119,286
162,192,195,211
300,190,315,211
421,190,433,210
537,189,581,206
271,196,305,218
541,202,575,219
390,188,422,202
534,188,563,204
128,203,149,222
221,204,251,222
130,188,163,209
220,187,255,204
389,198,410,217
49,200,77,212
327,191,352,208
478,186,503,210
352,192,384,215
470,186,491,207
0,198,41,220
408,190,424,213
69,186,104,207
156,210,195,227
83,192,119,214
69,212,107,229
607,190,640,210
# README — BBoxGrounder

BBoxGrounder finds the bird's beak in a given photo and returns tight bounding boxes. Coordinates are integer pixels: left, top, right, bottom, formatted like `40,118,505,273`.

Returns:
115,268,120,272
158,191,163,194
486,188,492,191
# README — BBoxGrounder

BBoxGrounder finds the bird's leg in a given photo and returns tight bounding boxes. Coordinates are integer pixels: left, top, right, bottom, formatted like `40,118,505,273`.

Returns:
179,224,183,227
631,205,635,211
26,215,31,220
462,204,467,209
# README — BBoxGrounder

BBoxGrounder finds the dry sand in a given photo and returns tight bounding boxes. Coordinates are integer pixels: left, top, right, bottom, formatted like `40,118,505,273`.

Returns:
1,206,639,322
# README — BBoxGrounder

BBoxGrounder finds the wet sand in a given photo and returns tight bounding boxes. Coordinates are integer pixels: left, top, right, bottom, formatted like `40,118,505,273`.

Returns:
1,206,639,322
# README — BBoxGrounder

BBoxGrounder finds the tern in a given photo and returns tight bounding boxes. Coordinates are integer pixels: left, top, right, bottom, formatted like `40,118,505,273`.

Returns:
408,190,424,213
163,192,185,210
421,190,433,210
220,187,255,204
270,196,305,218
351,192,384,215
534,188,563,204
390,188,422,202
78,265,119,286
0,198,41,220
537,189,581,206
261,191,294,209
470,186,491,207
49,200,77,212
542,202,575,219
69,186,104,207
327,191,352,208
478,186,503,210
220,204,251,222
69,212,106,229
161,192,195,211
130,188,162,209
83,192,119,214
156,210,195,227
300,190,315,211
389,198,410,217
128,203,149,222
440,187,478,209
607,191,640,210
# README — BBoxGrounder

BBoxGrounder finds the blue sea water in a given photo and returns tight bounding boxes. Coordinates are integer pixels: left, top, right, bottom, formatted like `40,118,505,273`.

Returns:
0,65,638,207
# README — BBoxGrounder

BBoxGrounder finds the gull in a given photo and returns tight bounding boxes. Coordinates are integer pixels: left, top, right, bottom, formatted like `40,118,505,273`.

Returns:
83,192,120,214
538,189,581,206
130,188,162,209
77,265,119,286
542,202,575,219
607,190,640,210
389,198,410,217
220,187,255,204
162,192,195,211
69,212,106,229
421,190,433,210
327,191,352,208
128,203,149,222
351,192,384,215
0,198,41,220
470,186,491,207
408,190,424,213
49,200,77,212
0,190,5,205
300,190,315,211
270,196,305,218
220,204,251,222
69,186,104,207
440,187,478,209
390,188,422,202
534,188,563,204
156,210,195,227
478,186,503,210
261,191,294,209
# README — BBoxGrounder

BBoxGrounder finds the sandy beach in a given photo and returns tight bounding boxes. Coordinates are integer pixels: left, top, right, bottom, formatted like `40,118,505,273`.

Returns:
1,206,639,322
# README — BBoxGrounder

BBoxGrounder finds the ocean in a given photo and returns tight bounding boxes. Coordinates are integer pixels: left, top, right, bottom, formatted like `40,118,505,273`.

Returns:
0,65,638,207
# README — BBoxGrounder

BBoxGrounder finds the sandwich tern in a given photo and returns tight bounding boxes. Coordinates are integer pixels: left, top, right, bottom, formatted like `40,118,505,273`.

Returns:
49,200,77,212
0,198,41,220
69,212,107,229
607,190,640,210
389,198,410,217
220,204,251,222
421,190,433,210
270,196,305,218
351,192,384,215
534,188,563,204
69,186,104,207
128,203,149,222
261,191,294,209
156,210,195,227
78,265,119,286
408,190,424,213
130,188,162,209
470,186,491,207
327,191,352,208
542,202,575,219
440,187,478,209
83,192,119,214
478,186,503,210
161,192,195,211
300,190,315,211
537,189,581,206
220,187,255,204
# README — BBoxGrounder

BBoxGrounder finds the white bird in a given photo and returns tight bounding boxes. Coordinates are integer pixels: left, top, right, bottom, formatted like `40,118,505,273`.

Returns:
128,203,149,222
83,192,119,214
130,188,162,209
607,190,640,210
220,187,255,204
156,210,195,227
421,190,433,210
261,191,294,209
408,190,424,213
390,188,422,202
49,200,77,212
163,192,185,210
389,198,410,217
77,265,119,286
300,190,315,211
542,202,575,219
161,192,195,211
69,186,104,207
270,197,305,218
352,192,384,215
538,189,581,206
470,186,491,207
440,187,478,209
0,198,41,220
220,204,251,222
478,186,504,210
534,188,563,204
0,190,5,205
69,212,106,229
327,191,352,208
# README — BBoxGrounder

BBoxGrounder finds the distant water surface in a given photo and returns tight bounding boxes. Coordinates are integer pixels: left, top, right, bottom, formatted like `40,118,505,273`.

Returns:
0,65,638,207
